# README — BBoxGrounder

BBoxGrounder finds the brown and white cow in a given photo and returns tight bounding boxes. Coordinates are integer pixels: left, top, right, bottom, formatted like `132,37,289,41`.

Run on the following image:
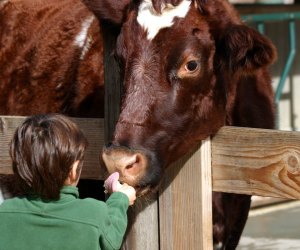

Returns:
0,0,276,249
98,0,276,249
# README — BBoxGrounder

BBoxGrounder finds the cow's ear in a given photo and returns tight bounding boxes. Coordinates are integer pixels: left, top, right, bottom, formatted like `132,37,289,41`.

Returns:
83,0,131,24
217,25,277,72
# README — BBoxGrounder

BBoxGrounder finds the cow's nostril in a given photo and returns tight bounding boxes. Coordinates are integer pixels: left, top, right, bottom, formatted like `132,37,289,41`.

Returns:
125,154,138,169
124,154,144,176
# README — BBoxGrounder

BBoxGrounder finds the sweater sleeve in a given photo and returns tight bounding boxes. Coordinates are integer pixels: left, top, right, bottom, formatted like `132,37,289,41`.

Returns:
99,192,129,250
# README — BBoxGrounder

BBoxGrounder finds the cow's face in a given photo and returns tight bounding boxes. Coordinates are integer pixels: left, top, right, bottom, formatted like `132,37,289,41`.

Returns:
101,0,276,195
103,0,225,194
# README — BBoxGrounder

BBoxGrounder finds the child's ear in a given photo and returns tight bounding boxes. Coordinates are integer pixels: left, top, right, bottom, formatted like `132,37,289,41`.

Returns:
69,161,80,183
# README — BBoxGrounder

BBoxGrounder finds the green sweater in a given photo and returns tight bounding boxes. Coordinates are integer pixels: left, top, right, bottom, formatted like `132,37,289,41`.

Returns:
0,186,129,250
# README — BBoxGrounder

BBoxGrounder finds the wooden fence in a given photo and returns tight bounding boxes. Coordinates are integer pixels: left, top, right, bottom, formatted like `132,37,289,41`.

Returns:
1,116,300,249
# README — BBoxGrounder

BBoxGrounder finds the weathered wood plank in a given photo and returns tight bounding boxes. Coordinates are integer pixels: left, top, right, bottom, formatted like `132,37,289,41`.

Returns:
121,194,159,250
0,116,24,175
212,126,300,199
159,139,213,250
0,116,105,180
73,117,105,180
200,138,213,248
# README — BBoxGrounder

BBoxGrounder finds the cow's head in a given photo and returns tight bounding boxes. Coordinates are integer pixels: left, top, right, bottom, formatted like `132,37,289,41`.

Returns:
93,0,276,195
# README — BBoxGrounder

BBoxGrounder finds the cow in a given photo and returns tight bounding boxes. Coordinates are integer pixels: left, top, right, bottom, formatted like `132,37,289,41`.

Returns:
97,0,276,249
0,0,276,249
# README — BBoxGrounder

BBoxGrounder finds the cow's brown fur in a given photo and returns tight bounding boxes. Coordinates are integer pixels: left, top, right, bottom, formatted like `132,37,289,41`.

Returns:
0,0,115,117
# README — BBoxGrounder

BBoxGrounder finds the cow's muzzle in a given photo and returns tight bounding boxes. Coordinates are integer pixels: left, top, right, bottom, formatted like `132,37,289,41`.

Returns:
102,144,148,188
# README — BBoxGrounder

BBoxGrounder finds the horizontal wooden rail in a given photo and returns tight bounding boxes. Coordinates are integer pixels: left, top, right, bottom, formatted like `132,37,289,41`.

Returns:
212,126,300,199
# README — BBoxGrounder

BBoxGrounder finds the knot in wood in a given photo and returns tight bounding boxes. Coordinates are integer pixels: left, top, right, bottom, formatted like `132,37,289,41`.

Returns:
287,155,300,175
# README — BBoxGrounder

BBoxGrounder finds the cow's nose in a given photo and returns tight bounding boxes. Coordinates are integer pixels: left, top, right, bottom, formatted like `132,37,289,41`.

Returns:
102,146,147,185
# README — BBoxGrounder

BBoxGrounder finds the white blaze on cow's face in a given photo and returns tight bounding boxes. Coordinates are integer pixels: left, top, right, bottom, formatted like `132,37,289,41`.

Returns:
137,0,191,40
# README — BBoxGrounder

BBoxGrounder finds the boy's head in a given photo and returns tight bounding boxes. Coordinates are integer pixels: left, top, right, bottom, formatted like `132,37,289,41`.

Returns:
10,114,88,200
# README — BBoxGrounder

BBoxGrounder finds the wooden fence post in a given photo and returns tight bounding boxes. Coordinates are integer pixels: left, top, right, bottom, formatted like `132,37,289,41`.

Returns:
159,138,213,250
121,194,159,250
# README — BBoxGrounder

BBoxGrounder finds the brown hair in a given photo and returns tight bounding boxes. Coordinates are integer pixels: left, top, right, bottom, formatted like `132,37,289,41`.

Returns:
10,114,88,200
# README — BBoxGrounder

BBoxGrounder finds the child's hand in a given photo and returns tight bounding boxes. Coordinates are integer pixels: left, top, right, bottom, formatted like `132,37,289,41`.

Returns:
118,183,136,205
104,172,137,205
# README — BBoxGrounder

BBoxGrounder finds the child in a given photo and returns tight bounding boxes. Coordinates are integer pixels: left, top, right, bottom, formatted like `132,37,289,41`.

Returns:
0,113,136,250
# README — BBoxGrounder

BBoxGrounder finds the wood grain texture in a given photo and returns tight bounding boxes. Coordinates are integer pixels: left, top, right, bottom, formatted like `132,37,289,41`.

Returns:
159,139,213,250
121,194,159,250
0,116,25,175
212,126,300,199
72,117,105,179
0,116,105,179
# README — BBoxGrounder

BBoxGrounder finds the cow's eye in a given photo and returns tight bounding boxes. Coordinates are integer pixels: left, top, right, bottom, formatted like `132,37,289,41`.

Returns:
185,60,199,72
177,57,200,79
